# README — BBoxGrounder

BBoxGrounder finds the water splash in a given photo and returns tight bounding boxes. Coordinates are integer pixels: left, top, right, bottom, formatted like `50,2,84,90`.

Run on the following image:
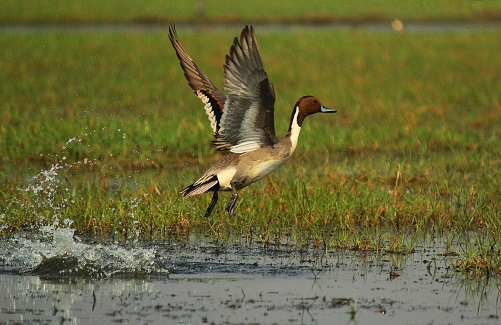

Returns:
1,134,165,277
5,223,168,278
19,162,65,224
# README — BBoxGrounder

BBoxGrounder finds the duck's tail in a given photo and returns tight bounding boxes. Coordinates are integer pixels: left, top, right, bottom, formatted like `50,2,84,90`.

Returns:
180,175,219,197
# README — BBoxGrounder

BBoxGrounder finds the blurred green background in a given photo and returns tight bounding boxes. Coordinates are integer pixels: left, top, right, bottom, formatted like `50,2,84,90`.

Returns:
1,0,501,24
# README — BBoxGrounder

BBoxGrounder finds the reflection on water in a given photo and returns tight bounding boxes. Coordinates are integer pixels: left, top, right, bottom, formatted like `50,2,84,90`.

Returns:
0,275,156,325
1,236,500,325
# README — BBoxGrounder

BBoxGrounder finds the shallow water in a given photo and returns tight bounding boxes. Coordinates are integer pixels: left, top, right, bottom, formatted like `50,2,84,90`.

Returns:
1,229,500,325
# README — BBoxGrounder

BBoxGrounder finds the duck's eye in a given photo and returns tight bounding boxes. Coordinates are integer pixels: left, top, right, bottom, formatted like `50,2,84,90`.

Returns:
312,99,317,104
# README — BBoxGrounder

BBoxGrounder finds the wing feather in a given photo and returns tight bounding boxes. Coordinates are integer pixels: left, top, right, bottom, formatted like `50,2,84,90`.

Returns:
168,24,226,136
169,24,277,152
215,26,277,153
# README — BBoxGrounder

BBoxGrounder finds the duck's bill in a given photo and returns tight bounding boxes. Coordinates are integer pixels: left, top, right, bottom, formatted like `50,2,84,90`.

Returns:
320,105,337,113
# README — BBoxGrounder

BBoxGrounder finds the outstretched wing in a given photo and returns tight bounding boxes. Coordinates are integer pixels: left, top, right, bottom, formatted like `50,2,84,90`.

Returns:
213,26,278,153
168,23,226,136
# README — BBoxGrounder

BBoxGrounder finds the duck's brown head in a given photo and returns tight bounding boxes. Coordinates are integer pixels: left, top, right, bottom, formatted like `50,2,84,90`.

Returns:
292,95,336,127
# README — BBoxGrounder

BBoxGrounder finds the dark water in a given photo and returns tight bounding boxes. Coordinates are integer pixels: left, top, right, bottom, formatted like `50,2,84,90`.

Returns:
1,228,500,325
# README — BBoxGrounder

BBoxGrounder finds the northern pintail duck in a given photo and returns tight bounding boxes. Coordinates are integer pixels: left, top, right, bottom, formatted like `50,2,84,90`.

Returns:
168,24,336,218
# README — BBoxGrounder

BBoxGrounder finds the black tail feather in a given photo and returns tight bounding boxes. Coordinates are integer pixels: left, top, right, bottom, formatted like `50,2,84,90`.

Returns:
180,175,219,197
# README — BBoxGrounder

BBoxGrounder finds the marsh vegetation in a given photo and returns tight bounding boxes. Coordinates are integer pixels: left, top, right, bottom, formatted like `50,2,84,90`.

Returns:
1,3,501,276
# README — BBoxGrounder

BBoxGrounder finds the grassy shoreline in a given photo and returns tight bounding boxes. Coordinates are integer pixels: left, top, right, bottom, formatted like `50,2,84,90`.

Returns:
1,28,501,274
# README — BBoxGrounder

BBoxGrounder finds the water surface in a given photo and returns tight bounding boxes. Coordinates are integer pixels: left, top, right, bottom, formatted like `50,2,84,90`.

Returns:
1,230,500,325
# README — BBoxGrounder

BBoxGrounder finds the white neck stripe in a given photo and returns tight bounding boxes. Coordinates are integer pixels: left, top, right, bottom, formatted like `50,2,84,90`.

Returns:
289,107,301,152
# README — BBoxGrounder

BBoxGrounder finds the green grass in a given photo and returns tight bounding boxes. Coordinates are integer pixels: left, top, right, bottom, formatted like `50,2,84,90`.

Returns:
1,0,501,24
1,28,501,274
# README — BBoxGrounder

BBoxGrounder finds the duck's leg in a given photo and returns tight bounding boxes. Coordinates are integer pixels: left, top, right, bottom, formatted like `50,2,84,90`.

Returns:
204,191,219,218
225,187,239,218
